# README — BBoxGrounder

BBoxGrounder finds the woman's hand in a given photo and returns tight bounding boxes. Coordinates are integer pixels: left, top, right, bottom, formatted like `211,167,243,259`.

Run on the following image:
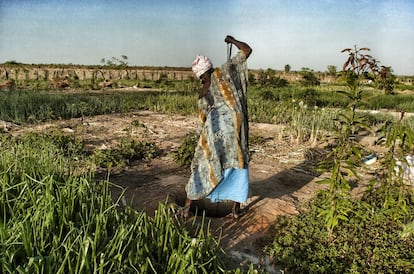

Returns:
225,35,236,44
224,35,252,59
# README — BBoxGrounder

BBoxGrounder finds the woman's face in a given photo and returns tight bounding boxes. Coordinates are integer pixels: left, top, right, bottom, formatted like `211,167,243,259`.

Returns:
199,69,212,85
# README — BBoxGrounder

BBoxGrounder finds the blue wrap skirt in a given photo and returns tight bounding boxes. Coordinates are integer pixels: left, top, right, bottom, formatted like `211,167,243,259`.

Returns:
206,167,249,203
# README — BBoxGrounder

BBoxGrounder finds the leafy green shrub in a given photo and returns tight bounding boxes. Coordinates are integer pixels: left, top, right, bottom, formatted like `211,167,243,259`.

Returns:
251,86,300,102
296,88,317,106
92,138,158,168
266,192,414,273
256,69,289,88
259,90,275,100
172,134,197,166
120,138,157,161
91,148,125,168
377,66,396,94
300,69,320,86
47,130,84,158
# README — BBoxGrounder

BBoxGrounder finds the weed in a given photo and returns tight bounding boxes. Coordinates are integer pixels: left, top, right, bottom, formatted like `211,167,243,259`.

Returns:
172,133,197,167
91,137,158,169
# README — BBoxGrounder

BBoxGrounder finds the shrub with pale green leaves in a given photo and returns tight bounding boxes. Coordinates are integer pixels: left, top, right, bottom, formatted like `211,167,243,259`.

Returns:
267,192,414,273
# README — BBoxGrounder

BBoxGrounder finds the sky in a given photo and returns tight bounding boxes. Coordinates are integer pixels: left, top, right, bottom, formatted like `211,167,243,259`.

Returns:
1,0,413,75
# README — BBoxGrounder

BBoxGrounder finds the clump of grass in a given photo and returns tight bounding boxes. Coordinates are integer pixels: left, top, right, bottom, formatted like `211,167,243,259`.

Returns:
0,175,228,273
0,131,241,273
366,93,414,112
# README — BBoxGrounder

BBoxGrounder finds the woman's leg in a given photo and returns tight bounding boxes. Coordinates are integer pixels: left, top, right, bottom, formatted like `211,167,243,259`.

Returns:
183,198,192,218
232,202,241,219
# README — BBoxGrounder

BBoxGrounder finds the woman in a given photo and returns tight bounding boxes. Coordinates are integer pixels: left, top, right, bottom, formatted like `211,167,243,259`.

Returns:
184,35,252,219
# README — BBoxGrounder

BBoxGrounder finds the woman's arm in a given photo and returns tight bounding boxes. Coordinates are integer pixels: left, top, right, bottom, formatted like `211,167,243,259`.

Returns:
224,35,252,59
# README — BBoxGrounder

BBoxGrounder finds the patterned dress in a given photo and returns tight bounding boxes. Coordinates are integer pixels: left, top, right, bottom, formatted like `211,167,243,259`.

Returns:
186,51,249,203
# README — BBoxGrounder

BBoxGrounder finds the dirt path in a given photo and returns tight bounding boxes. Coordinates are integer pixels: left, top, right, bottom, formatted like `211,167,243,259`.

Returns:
12,111,333,270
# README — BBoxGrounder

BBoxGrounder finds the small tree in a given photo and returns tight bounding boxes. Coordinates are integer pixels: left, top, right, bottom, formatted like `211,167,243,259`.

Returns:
300,68,320,86
120,55,128,67
257,69,288,88
318,46,379,236
327,65,337,77
284,64,291,73
100,55,129,68
377,65,395,94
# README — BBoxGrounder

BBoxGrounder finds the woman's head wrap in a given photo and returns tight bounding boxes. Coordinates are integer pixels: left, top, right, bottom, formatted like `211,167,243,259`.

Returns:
192,55,213,78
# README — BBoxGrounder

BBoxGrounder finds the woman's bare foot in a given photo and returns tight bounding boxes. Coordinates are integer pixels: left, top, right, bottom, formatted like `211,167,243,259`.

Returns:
232,202,241,219
182,198,192,219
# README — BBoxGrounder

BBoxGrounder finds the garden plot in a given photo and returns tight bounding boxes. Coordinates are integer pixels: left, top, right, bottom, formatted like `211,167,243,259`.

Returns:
12,110,383,265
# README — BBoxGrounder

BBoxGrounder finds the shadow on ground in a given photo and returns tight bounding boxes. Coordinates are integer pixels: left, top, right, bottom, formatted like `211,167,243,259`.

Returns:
103,146,327,261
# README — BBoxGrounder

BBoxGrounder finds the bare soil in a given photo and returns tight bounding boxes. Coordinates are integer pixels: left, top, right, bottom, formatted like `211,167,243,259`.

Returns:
10,110,383,271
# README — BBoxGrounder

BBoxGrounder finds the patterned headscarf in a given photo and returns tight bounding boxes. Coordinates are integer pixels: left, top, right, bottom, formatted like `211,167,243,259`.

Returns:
192,55,213,79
